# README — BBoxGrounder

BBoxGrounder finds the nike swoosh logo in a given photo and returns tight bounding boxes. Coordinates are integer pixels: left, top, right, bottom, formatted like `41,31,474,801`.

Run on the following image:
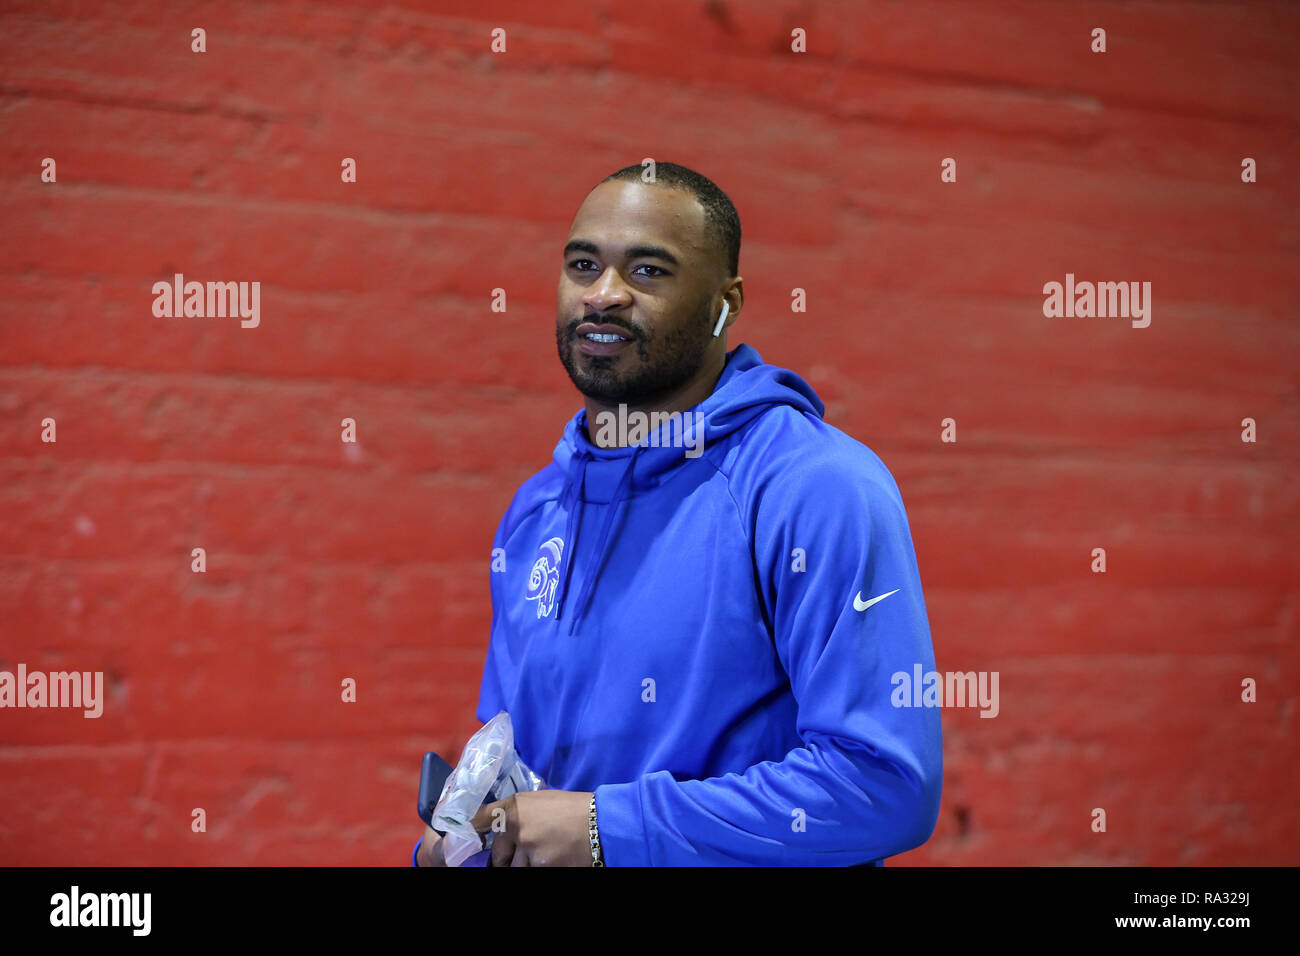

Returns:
854,589,899,612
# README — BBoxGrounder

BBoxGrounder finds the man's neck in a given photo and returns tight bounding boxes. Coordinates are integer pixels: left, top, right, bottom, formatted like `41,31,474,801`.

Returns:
584,354,726,449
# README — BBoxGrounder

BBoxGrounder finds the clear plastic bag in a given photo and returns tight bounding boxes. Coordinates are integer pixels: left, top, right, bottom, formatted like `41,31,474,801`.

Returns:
432,711,547,866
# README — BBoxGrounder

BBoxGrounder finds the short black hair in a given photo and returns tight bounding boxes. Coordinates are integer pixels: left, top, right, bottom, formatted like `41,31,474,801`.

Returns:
598,162,741,279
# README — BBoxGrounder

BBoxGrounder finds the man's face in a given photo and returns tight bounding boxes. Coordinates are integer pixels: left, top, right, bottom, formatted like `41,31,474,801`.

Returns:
556,180,723,406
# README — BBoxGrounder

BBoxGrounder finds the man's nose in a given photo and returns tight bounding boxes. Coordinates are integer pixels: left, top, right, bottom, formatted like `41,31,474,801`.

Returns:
581,266,632,311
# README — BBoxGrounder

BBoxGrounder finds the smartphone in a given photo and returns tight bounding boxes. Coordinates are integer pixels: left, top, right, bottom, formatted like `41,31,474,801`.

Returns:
417,751,455,833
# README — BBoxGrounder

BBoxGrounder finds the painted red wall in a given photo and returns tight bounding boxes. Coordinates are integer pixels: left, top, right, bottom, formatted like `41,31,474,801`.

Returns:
1,1,1295,865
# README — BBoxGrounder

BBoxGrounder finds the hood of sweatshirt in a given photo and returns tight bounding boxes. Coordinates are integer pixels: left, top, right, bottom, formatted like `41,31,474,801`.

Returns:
548,343,824,634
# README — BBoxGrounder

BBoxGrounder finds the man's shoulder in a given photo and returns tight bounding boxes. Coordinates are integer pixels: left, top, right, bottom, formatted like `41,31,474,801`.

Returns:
724,404,901,503
723,407,916,549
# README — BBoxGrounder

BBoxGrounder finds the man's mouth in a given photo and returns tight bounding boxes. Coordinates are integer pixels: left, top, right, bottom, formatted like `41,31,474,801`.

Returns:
574,322,635,356
575,322,635,342
574,323,634,356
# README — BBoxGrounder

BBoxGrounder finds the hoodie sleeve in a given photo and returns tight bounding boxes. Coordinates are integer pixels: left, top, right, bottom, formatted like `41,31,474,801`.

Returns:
593,445,943,865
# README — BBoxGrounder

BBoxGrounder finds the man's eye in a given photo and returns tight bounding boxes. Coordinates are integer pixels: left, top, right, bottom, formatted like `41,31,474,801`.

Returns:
568,260,666,277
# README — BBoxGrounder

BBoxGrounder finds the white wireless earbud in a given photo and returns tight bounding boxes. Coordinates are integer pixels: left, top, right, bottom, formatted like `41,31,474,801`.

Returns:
712,300,730,337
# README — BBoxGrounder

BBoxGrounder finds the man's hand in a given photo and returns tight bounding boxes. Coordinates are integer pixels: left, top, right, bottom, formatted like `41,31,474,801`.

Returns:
415,825,448,867
471,790,596,867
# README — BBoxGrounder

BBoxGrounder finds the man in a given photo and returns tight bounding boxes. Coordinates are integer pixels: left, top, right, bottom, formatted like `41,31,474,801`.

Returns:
414,162,942,866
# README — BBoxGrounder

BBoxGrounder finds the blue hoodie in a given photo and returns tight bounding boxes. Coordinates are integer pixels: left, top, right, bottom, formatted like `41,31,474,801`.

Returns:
430,343,941,866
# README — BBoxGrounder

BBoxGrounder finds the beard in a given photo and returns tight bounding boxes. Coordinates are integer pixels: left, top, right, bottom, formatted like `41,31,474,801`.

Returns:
555,299,716,406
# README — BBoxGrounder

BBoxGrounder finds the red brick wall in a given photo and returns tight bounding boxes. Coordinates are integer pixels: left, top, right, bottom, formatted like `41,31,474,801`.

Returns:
0,1,1295,865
